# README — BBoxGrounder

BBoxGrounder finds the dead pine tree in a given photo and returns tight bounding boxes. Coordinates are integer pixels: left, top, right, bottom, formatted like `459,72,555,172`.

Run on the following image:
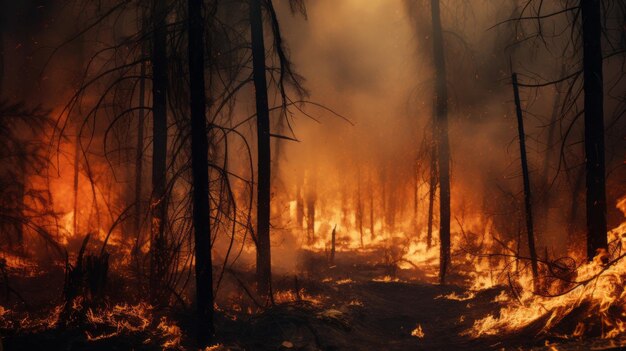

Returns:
430,0,451,284
250,0,272,298
581,0,608,261
188,0,215,344
511,72,539,286
149,0,169,305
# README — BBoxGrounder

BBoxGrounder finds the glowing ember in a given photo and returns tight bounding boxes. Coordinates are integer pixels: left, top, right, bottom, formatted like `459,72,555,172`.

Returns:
411,324,425,338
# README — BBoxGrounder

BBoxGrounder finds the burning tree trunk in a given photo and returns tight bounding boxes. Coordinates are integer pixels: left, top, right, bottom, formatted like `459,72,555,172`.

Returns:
149,0,169,304
511,72,539,284
296,174,304,229
426,147,437,249
430,0,451,283
356,171,364,247
250,0,272,297
581,0,608,260
188,0,215,343
306,172,317,244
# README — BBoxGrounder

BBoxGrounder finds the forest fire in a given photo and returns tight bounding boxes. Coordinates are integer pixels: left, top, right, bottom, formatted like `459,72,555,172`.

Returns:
468,198,626,340
0,0,625,350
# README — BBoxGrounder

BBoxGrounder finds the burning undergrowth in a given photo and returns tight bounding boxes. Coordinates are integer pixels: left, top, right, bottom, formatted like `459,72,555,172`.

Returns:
0,300,183,350
465,197,626,342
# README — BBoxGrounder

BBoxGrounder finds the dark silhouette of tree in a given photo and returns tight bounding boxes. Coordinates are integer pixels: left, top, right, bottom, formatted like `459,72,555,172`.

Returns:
430,0,451,284
188,0,214,344
134,7,148,251
581,0,608,260
426,146,437,249
506,0,625,261
149,0,169,304
249,0,272,298
511,72,539,284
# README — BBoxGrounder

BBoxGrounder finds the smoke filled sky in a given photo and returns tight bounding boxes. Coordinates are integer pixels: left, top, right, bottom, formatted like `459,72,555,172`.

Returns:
272,1,514,230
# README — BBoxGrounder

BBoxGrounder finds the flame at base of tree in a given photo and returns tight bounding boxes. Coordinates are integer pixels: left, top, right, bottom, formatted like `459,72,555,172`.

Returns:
466,197,626,340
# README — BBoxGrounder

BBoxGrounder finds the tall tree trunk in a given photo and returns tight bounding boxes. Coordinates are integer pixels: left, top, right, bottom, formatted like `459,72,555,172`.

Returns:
250,0,272,298
134,19,147,246
581,0,608,260
149,0,169,304
296,175,304,229
188,0,215,343
426,147,437,249
306,173,316,244
512,72,539,284
430,0,451,284
71,18,86,239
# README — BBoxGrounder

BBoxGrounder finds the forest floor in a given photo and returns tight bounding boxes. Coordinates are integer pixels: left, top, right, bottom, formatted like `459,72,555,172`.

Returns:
1,250,625,350
218,250,626,351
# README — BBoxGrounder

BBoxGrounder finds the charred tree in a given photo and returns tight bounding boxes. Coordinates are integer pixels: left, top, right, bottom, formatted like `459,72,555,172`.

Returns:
356,171,364,247
149,0,169,304
250,0,272,297
134,15,147,244
426,147,437,249
430,0,451,283
188,0,215,343
306,174,316,244
511,72,539,283
296,176,304,229
581,0,608,260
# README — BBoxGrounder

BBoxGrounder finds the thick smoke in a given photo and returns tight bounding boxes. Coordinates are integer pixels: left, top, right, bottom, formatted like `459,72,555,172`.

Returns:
266,0,625,266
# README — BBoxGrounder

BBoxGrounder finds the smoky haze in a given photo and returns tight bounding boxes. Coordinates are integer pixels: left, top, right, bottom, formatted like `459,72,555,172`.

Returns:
261,0,626,270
